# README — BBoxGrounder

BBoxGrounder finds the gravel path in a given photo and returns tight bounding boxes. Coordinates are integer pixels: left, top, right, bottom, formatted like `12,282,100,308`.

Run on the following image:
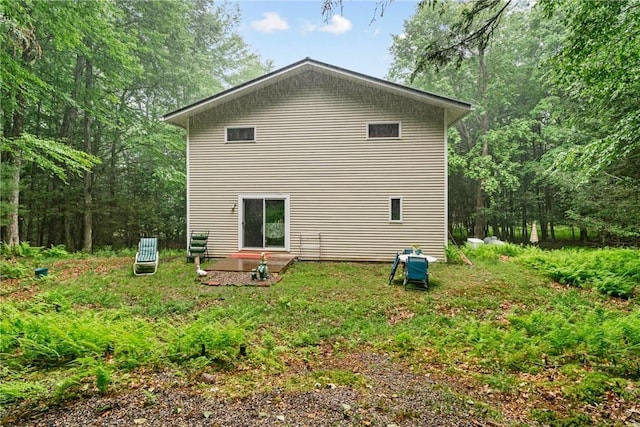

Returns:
6,353,511,427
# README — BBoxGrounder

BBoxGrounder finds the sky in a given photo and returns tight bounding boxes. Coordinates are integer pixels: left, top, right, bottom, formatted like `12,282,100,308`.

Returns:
231,1,420,79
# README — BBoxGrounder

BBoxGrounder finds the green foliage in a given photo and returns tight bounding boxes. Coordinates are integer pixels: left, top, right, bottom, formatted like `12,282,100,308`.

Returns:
1,0,271,250
518,248,640,298
0,134,100,183
564,372,627,405
167,319,246,365
595,275,637,299
94,364,111,395
0,381,47,405
0,260,32,279
1,241,41,258
390,0,640,242
530,409,593,427
546,0,640,180
1,253,639,422
463,242,525,261
42,245,69,258
444,244,464,264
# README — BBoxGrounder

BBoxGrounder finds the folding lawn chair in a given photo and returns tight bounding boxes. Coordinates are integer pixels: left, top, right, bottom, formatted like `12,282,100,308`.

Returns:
388,252,401,285
133,237,159,276
403,255,428,290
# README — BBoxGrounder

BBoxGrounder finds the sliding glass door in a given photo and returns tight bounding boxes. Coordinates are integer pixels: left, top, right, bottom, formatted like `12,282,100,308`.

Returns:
240,195,288,250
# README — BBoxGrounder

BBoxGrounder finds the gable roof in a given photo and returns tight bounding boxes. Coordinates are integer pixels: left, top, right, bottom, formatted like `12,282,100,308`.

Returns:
162,58,473,128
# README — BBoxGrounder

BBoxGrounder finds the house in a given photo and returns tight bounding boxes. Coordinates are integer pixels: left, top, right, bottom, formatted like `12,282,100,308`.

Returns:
163,58,472,262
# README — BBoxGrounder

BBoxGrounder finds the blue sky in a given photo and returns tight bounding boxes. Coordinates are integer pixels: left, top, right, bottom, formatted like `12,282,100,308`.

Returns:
232,1,419,79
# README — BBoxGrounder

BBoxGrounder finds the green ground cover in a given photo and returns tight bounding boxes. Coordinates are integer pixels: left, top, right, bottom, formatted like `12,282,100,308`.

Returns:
1,245,638,425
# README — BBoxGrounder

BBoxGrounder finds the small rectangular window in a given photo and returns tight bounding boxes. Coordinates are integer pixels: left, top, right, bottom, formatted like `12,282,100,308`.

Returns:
368,123,400,139
390,197,402,222
226,126,255,142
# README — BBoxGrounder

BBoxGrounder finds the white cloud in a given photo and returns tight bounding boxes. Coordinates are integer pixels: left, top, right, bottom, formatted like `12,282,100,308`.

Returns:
251,12,289,33
319,15,353,35
301,20,318,33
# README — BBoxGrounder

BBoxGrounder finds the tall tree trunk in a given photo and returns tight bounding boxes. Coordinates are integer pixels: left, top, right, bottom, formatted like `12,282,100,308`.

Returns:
82,59,94,252
62,55,85,251
473,45,489,238
7,154,22,246
6,89,26,246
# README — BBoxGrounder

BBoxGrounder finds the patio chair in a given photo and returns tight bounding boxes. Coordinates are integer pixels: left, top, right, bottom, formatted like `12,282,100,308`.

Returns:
388,252,401,285
403,255,428,290
187,231,209,263
133,237,159,276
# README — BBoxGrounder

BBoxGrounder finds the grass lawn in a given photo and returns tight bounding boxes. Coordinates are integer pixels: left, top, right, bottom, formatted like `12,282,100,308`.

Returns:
1,248,639,426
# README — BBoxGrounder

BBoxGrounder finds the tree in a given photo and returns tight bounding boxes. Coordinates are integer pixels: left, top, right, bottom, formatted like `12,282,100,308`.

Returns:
1,0,103,246
2,0,271,250
383,0,640,243
389,3,568,241
546,0,640,181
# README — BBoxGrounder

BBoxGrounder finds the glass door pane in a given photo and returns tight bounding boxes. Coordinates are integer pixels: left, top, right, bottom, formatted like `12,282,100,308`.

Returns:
243,199,263,248
265,199,285,248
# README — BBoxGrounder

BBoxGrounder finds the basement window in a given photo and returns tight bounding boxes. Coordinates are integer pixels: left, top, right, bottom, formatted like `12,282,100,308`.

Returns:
390,197,403,222
226,126,256,143
368,123,400,139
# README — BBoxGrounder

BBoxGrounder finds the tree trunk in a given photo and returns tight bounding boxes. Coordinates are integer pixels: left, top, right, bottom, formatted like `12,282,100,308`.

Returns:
6,89,27,246
580,227,588,242
60,55,85,251
7,155,22,246
473,45,489,238
82,59,94,252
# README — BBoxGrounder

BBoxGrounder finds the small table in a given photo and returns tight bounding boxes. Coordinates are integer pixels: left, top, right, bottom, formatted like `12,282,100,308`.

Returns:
398,253,438,264
388,253,437,285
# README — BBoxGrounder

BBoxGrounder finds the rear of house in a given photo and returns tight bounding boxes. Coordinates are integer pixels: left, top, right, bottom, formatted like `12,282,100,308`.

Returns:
163,58,472,261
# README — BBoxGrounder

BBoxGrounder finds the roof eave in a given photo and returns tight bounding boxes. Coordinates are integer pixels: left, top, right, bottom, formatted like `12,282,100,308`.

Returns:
162,58,473,128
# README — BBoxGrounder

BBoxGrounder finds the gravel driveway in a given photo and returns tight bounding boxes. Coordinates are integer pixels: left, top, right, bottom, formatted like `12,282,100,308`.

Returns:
6,353,513,427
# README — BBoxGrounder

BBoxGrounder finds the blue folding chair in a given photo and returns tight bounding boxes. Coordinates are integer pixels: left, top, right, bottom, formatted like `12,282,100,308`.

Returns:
388,252,401,285
403,255,428,290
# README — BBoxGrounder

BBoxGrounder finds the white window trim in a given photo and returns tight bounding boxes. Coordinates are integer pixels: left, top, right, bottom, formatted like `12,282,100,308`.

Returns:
366,122,402,140
237,194,290,251
225,125,256,143
389,196,403,223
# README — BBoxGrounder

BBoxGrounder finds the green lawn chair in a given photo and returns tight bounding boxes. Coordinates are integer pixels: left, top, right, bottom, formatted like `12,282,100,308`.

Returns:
133,237,159,276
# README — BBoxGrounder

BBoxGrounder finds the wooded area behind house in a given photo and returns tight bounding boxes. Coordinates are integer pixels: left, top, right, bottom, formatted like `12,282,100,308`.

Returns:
2,0,639,251
1,0,271,251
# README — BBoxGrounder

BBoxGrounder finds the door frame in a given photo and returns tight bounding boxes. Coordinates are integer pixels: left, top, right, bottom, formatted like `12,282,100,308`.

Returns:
237,194,290,251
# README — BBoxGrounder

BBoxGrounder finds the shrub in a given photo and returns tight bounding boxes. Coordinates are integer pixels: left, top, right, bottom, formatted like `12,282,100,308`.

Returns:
518,248,640,297
463,242,525,261
595,275,636,299
445,244,464,264
0,260,32,279
167,320,246,365
0,242,42,258
43,245,70,258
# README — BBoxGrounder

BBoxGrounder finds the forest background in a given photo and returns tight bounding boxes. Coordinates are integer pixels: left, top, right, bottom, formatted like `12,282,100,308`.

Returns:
1,0,639,251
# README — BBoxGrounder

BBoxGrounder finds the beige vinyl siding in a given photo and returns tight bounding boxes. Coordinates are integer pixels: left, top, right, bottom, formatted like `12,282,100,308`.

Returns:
188,70,446,261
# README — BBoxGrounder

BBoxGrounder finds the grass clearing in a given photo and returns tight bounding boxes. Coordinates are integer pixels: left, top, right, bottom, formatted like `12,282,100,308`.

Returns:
1,246,639,425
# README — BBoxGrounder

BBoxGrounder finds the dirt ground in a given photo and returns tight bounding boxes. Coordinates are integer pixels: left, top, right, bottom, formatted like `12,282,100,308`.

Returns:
5,352,517,427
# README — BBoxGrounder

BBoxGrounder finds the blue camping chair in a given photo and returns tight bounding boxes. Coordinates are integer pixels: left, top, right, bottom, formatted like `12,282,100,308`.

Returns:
388,252,401,285
403,255,428,290
133,237,159,276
